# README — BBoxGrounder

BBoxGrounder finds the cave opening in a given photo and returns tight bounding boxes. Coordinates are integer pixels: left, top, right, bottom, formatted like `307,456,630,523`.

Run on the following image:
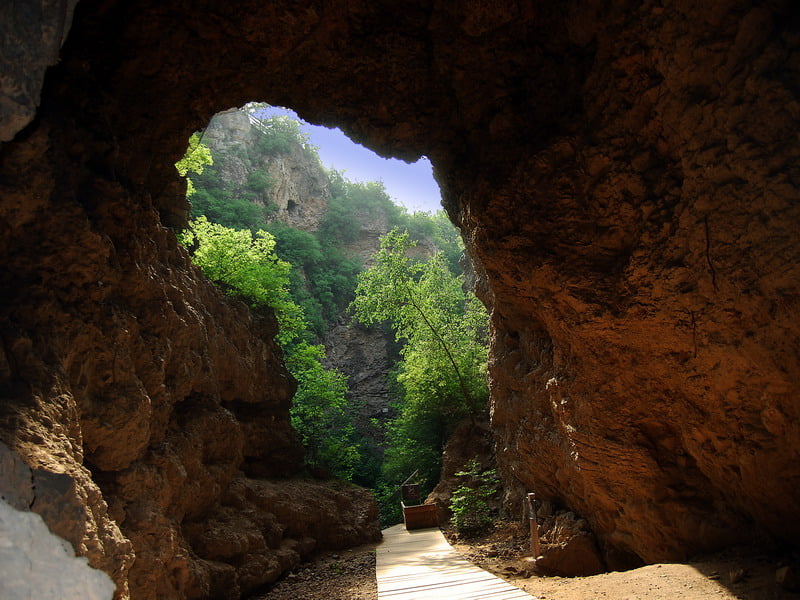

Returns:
178,102,486,528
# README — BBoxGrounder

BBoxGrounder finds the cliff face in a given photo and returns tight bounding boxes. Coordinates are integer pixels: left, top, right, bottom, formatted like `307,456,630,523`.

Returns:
0,9,382,600
0,0,79,141
472,3,800,564
201,110,331,230
1,0,799,594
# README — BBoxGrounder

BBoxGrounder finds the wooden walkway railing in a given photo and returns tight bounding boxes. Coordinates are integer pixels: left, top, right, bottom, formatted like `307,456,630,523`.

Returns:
376,524,535,599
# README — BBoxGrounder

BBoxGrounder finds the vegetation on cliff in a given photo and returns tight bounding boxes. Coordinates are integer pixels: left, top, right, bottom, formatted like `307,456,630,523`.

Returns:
177,111,489,521
178,216,304,343
178,216,362,479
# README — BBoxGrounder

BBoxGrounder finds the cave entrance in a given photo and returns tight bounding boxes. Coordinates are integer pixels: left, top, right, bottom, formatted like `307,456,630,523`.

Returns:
180,103,487,527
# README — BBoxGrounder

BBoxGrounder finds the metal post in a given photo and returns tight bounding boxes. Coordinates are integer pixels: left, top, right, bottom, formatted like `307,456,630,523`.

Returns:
527,492,541,558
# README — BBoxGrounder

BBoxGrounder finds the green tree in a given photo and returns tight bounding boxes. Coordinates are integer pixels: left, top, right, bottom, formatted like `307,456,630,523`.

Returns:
352,229,486,416
252,115,314,155
352,229,489,494
286,342,361,480
430,211,464,275
267,221,361,337
179,216,304,344
190,185,268,231
179,216,362,480
450,458,498,534
175,132,213,197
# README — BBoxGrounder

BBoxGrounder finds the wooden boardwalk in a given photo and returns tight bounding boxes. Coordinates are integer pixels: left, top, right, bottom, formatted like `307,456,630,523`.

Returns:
376,524,535,600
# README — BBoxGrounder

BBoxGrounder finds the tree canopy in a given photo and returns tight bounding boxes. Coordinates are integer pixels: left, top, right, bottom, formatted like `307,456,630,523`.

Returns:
286,342,360,480
352,229,489,491
179,216,361,477
178,116,480,518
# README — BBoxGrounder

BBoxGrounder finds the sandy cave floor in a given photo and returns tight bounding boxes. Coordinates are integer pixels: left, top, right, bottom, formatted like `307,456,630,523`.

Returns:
254,521,798,600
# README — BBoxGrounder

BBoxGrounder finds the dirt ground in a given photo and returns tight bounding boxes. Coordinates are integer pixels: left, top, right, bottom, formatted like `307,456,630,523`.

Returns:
254,542,379,600
255,521,798,600
448,521,799,600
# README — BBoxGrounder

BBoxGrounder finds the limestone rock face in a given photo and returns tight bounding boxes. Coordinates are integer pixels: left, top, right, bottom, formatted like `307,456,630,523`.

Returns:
202,110,331,230
0,27,378,599
426,418,496,526
535,511,606,576
0,497,116,600
1,0,799,595
200,107,401,427
324,321,394,425
266,145,330,230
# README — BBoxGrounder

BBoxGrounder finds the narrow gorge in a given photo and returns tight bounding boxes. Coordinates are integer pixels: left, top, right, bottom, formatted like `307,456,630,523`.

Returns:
1,0,799,598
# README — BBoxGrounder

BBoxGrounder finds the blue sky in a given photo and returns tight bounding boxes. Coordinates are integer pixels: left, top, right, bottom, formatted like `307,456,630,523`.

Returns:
259,106,443,213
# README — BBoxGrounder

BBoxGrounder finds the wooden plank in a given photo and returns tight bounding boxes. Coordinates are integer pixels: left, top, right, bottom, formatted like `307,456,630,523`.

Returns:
376,524,536,600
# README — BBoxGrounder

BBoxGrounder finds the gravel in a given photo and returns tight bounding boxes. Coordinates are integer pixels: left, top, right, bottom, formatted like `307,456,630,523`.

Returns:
253,543,379,600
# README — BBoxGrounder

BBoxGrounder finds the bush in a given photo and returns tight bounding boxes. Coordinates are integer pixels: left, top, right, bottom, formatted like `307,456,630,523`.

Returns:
450,458,498,534
253,115,311,155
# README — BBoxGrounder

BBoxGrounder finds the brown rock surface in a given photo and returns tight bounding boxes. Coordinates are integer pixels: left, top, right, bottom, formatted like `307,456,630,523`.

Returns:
1,0,799,596
536,511,606,577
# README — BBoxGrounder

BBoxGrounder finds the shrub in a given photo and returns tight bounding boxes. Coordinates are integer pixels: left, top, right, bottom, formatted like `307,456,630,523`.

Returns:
449,458,498,534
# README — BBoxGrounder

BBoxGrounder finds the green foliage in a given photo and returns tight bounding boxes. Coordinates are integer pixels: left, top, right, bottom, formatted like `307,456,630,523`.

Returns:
380,403,447,494
318,177,394,247
373,481,404,526
450,458,498,534
267,221,361,337
179,216,303,344
319,195,362,246
178,118,477,499
175,132,213,197
285,342,361,480
352,229,488,417
179,217,360,480
190,186,268,231
352,229,489,509
386,208,464,274
266,222,324,268
351,428,384,489
252,115,312,155
247,169,273,194
189,152,274,231
429,211,464,275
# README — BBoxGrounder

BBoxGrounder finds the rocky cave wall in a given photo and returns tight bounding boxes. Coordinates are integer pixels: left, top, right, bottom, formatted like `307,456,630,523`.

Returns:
0,2,385,599
1,0,799,594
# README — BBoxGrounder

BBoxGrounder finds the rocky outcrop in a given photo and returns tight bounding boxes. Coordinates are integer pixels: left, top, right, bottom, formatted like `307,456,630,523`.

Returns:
202,110,330,230
475,2,800,564
426,418,496,524
200,108,401,427
534,510,606,577
1,0,799,594
323,321,394,426
0,124,379,597
0,13,380,597
180,479,379,598
0,497,116,600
